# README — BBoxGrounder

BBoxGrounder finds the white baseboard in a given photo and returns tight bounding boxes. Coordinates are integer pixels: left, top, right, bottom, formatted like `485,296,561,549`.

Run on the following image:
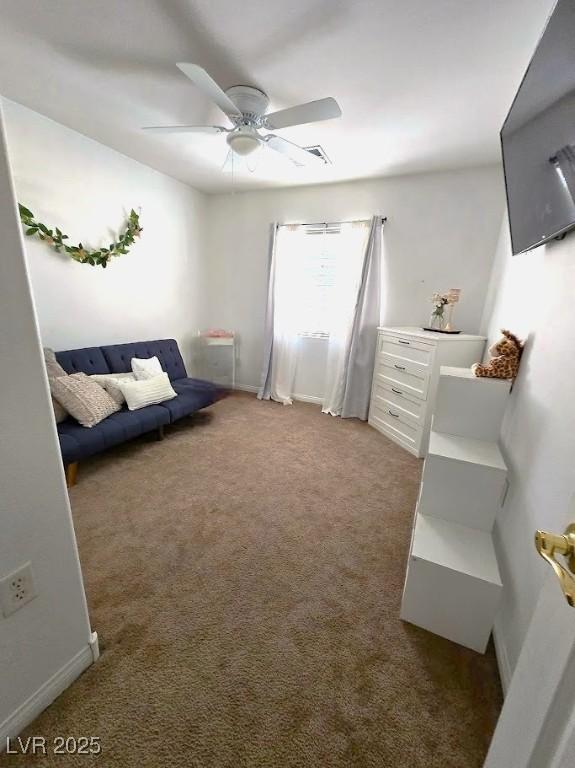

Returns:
0,643,95,747
293,393,322,405
233,383,259,394
232,384,322,406
493,617,512,695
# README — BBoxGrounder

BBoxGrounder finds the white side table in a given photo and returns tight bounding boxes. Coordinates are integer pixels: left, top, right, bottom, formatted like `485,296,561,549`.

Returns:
200,334,236,388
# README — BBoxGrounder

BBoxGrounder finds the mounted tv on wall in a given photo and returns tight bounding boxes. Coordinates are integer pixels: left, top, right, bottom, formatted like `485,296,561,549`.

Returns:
501,0,575,255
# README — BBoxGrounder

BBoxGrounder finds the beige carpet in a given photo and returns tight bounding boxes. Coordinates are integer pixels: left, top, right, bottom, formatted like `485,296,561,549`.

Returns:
6,393,502,767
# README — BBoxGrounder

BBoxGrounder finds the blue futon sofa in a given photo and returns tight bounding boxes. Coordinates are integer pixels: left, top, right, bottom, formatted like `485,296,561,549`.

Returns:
55,338,222,485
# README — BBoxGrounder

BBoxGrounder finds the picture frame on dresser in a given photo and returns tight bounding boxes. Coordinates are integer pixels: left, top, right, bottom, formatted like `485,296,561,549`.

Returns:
368,327,486,457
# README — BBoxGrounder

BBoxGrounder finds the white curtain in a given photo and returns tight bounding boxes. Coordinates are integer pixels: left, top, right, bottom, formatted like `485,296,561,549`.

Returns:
555,145,575,209
257,224,278,401
341,217,383,419
321,222,371,415
258,217,383,413
258,225,305,404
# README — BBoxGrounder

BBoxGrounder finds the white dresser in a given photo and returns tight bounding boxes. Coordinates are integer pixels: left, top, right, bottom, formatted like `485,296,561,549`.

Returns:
368,326,485,457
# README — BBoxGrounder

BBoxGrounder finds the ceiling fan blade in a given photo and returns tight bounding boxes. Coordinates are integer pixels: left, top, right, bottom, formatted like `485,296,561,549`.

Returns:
142,125,227,134
176,63,242,119
264,97,341,130
264,135,325,167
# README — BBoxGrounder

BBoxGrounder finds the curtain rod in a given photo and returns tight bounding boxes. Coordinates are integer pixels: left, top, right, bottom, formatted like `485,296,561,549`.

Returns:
277,216,386,229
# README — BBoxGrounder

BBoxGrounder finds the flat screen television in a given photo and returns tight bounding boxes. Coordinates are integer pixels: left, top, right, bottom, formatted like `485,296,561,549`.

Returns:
501,0,575,255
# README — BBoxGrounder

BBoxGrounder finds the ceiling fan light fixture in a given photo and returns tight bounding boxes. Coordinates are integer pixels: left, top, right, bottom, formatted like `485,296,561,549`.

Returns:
226,127,261,156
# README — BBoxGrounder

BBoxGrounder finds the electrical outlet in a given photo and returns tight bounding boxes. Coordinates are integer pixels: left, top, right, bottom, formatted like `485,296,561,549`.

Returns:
0,562,38,618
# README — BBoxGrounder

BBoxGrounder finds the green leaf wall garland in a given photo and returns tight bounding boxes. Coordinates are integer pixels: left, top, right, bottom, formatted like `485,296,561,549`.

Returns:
18,204,142,269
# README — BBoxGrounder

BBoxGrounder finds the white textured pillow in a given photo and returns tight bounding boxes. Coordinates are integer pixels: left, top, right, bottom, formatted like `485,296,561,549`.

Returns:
91,373,136,405
118,372,177,411
131,356,163,381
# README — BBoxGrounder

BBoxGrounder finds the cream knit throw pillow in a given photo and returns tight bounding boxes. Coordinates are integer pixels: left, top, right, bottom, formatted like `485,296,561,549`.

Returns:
43,347,69,423
50,373,120,428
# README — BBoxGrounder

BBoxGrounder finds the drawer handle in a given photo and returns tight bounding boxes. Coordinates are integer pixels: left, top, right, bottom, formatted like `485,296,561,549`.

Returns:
388,409,400,418
398,340,410,345
391,387,403,395
394,364,406,371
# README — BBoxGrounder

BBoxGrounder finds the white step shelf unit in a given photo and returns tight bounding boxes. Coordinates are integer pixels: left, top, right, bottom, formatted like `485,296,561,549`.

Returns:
400,366,512,653
369,327,485,457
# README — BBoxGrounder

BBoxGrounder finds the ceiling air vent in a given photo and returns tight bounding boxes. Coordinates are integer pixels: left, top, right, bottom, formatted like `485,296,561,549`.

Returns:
304,145,331,164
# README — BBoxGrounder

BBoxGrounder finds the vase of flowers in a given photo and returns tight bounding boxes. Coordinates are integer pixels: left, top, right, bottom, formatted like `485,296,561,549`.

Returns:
429,293,449,330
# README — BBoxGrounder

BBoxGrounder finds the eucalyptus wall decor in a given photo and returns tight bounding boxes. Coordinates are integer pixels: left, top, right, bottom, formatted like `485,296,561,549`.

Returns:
18,204,142,268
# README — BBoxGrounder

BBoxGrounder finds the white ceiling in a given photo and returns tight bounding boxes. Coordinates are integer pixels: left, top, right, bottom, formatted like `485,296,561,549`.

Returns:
0,0,556,193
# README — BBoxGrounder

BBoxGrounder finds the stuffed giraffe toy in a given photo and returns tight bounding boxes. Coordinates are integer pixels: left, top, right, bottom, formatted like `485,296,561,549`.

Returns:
472,329,523,380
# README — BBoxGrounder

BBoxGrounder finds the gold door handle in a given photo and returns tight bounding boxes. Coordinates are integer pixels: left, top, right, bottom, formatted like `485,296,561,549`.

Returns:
535,524,575,606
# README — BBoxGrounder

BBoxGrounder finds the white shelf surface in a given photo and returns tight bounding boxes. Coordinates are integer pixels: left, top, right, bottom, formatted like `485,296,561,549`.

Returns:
429,430,506,471
202,336,234,346
440,365,513,384
378,326,486,343
412,512,502,586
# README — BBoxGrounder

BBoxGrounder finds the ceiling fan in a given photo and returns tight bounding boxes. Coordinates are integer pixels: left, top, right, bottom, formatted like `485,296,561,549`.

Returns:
143,63,342,167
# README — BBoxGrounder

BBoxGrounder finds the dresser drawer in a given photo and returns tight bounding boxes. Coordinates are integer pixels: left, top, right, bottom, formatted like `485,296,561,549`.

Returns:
371,382,425,426
378,333,434,366
369,400,423,454
374,353,429,400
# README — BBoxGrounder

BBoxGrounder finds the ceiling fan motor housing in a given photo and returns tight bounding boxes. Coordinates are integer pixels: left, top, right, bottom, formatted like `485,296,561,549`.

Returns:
224,86,269,155
225,85,270,125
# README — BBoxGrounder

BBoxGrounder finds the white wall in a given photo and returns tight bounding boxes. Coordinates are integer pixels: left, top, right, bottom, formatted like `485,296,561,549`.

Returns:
481,213,575,686
0,105,94,740
2,99,208,372
204,167,505,394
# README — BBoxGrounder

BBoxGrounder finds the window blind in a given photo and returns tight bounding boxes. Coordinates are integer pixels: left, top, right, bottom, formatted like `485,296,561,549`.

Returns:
275,220,371,336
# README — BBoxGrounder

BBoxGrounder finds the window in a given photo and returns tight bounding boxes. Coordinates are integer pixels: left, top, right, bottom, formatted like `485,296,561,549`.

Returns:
297,227,340,336
275,222,369,337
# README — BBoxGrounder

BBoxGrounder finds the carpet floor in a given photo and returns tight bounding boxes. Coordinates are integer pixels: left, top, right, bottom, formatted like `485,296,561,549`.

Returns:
6,393,502,767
